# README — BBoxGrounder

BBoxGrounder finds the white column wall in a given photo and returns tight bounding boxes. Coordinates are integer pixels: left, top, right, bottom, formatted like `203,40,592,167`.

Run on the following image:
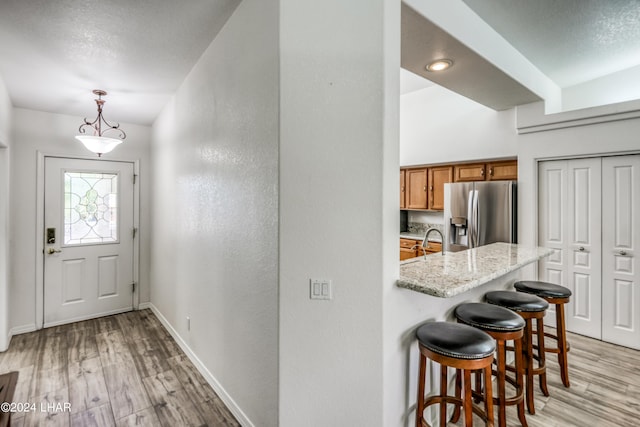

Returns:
9,108,151,332
279,0,399,425
149,0,278,425
0,75,11,351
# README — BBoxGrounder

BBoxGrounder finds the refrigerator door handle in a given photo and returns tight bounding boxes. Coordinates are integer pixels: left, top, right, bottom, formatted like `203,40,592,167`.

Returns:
467,190,474,248
473,190,480,246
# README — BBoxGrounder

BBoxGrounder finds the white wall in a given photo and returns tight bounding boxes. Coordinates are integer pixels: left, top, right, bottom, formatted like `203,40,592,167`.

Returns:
279,0,399,425
9,108,151,332
149,1,278,425
400,85,518,166
0,75,12,351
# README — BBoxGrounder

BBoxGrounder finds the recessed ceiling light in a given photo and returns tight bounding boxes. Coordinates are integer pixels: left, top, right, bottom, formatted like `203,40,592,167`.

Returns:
426,59,453,72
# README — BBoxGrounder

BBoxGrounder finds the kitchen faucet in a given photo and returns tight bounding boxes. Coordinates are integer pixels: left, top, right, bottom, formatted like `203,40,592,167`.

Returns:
421,227,445,258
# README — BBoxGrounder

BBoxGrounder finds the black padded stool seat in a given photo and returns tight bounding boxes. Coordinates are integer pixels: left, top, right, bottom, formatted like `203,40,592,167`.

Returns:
454,302,525,332
455,303,527,427
416,322,496,359
485,290,549,416
415,322,495,427
514,281,572,299
514,280,572,388
485,291,549,312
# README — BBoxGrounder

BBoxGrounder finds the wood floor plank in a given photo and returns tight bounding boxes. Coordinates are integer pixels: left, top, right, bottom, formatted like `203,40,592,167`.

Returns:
29,366,68,400
70,403,115,427
102,362,150,420
35,331,67,371
94,315,121,334
0,333,41,371
68,357,110,414
95,330,134,367
67,327,99,364
115,407,162,427
116,311,148,343
23,388,71,427
126,338,171,378
142,370,208,426
195,391,241,426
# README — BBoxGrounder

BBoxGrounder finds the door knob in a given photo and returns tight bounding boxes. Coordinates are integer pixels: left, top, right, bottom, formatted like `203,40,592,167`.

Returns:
579,247,585,251
47,248,62,254
620,250,627,256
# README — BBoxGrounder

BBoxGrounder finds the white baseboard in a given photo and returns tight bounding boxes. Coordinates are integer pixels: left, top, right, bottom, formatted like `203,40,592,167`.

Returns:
10,323,37,335
2,323,38,351
146,303,253,427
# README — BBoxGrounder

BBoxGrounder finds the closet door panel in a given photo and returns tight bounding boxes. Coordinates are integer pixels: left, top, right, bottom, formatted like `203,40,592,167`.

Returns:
602,155,640,349
538,158,601,338
566,158,602,338
538,161,568,328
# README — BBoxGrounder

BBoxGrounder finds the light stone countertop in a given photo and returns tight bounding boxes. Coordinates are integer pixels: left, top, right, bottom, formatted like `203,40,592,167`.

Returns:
397,242,555,298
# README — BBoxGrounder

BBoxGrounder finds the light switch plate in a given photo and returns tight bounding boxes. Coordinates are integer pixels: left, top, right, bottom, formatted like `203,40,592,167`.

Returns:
310,279,332,300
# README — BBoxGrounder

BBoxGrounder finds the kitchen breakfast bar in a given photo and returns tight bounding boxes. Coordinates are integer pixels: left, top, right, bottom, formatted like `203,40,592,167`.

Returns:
394,242,555,426
398,242,554,298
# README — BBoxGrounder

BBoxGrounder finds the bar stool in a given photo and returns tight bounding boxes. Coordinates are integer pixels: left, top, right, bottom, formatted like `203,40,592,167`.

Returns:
485,291,549,415
514,280,572,388
454,303,528,427
415,322,495,427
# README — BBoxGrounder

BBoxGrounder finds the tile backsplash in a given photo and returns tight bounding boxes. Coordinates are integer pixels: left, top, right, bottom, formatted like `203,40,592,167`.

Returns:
408,222,444,236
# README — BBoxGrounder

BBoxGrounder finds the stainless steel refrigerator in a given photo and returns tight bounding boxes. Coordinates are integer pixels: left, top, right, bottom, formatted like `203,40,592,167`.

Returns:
443,181,517,252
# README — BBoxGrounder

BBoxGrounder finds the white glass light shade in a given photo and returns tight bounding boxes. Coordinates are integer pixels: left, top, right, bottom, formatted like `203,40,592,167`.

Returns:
75,135,123,156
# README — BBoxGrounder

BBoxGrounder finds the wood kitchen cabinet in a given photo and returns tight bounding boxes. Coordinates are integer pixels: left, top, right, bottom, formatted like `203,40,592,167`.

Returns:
400,159,517,210
400,169,406,209
487,160,518,181
428,166,453,210
454,163,486,182
405,168,428,209
400,238,442,260
418,241,442,256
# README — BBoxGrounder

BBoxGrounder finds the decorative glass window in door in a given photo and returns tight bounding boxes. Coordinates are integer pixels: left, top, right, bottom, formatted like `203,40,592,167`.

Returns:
64,172,118,245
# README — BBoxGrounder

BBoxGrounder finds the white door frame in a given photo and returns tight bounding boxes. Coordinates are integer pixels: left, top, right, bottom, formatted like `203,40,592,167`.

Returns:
35,151,140,329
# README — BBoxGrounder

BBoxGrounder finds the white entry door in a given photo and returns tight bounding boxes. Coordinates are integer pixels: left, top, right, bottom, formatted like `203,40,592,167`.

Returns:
538,158,602,338
602,155,640,349
44,157,135,327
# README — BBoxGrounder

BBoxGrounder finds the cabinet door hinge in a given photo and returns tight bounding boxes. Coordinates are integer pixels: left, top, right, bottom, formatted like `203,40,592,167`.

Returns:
132,282,136,293
132,227,138,239
133,174,138,184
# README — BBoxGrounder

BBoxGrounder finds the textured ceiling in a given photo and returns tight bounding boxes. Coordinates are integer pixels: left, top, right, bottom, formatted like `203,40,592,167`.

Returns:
0,0,240,125
462,0,640,88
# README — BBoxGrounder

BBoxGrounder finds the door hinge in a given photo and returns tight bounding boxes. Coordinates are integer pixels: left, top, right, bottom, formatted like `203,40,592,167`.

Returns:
132,282,136,293
133,174,138,184
132,227,138,239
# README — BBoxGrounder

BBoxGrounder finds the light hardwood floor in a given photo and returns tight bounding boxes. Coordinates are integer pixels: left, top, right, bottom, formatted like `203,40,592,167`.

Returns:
0,309,240,427
448,328,640,427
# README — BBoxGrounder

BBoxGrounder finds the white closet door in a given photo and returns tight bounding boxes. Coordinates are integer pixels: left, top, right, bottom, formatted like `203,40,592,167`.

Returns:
538,158,602,338
566,158,602,338
538,160,568,328
602,155,640,349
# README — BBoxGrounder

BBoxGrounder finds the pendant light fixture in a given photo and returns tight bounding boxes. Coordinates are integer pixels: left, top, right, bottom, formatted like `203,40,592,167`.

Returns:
76,89,126,157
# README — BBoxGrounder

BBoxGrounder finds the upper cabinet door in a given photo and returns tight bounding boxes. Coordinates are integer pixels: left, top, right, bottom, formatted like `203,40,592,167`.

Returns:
487,160,518,181
454,163,486,182
428,166,453,210
406,168,428,209
602,155,640,349
400,169,406,209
